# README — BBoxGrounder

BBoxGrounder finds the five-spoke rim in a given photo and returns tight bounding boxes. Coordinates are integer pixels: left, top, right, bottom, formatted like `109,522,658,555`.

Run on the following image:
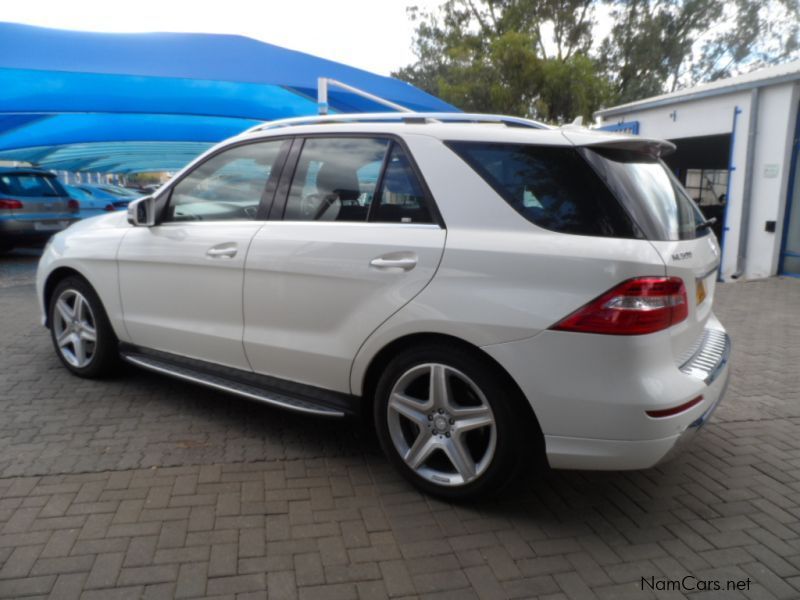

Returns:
387,363,496,487
52,289,97,368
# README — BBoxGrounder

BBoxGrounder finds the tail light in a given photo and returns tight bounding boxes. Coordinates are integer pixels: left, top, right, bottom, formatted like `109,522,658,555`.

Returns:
67,199,80,212
0,198,23,209
104,204,116,212
550,277,688,335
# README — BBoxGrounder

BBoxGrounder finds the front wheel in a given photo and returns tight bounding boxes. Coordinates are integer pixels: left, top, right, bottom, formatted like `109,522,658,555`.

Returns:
374,344,529,501
49,276,119,378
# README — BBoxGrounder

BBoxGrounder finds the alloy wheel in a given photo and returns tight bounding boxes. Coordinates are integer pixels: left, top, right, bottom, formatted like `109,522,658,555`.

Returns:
52,289,97,368
386,363,496,487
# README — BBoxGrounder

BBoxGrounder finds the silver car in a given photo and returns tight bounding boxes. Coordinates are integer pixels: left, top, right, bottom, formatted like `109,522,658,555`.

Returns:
0,167,79,252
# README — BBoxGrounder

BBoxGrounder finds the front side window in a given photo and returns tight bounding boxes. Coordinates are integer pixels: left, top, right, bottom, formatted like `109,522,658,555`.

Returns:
166,140,286,222
447,142,640,238
283,137,389,222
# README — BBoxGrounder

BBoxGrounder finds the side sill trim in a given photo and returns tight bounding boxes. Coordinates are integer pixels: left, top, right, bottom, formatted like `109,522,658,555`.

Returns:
122,353,346,418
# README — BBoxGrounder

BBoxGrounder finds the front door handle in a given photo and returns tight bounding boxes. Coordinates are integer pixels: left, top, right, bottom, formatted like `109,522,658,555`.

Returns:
206,244,237,259
370,254,418,271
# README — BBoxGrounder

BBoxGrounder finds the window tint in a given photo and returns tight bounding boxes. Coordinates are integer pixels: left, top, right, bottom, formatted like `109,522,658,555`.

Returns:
447,142,639,238
371,145,433,224
284,138,389,222
166,141,285,222
582,148,707,241
0,174,66,198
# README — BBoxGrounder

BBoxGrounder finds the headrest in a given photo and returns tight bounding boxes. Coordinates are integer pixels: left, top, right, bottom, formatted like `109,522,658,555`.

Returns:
316,161,360,201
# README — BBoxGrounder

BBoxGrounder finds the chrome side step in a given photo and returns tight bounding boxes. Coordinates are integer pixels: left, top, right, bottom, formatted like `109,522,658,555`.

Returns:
121,352,345,418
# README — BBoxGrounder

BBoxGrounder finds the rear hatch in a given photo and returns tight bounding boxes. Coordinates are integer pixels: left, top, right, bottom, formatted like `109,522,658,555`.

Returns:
570,136,722,361
0,171,75,223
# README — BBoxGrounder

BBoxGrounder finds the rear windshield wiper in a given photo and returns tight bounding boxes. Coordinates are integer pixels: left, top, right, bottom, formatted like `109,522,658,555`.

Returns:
696,216,717,231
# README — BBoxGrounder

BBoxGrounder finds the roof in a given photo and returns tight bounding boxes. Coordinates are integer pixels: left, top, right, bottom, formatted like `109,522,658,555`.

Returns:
228,119,675,154
595,60,800,118
0,22,457,173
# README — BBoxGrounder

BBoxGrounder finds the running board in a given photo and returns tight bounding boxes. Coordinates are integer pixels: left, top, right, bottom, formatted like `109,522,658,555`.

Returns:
121,352,346,418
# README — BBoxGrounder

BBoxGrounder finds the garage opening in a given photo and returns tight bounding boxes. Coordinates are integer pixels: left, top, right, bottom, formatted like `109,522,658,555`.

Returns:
662,134,731,244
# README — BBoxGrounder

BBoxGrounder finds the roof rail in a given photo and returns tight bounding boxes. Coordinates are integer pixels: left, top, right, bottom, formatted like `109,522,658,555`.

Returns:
245,112,551,133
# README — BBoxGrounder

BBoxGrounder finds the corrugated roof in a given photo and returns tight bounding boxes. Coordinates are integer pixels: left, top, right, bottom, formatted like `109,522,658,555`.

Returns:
595,60,800,118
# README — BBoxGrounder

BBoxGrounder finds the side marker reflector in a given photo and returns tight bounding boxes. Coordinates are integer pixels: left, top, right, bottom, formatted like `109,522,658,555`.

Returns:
646,395,704,418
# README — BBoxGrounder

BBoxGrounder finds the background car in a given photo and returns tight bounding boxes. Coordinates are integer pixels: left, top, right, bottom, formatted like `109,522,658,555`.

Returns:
64,184,118,219
94,184,142,201
70,184,137,211
0,167,79,252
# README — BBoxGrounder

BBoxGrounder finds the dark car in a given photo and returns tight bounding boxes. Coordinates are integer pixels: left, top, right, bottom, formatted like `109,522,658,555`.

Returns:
0,167,79,252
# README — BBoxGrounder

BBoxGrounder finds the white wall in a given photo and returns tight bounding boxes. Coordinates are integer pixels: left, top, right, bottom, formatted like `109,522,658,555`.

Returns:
599,85,799,281
605,92,751,141
744,83,798,279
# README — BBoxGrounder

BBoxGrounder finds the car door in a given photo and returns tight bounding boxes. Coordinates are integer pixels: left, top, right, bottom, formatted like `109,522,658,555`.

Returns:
118,139,290,369
243,136,446,393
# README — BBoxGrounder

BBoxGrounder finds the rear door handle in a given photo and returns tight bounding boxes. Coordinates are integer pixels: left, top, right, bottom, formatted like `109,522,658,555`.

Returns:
206,244,237,259
369,254,417,271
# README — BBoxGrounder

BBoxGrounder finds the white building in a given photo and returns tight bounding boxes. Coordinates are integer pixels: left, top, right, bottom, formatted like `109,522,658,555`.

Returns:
595,61,800,281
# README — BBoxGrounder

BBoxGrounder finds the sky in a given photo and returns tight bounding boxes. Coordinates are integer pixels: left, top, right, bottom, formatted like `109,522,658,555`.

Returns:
0,0,446,76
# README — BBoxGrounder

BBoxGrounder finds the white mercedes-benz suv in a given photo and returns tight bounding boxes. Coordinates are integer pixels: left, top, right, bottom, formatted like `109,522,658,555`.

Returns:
36,113,730,500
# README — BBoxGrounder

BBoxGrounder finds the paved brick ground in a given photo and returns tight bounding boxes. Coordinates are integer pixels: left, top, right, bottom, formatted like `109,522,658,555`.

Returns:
1,252,800,599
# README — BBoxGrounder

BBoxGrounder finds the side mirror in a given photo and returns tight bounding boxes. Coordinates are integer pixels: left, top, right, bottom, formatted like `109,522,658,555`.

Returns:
127,196,155,227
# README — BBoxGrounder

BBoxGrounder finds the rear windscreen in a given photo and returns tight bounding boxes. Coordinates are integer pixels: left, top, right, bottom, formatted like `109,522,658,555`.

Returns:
580,148,708,241
446,142,641,238
0,174,67,198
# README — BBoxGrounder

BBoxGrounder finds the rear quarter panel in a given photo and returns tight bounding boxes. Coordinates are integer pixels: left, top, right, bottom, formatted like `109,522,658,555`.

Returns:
350,134,669,394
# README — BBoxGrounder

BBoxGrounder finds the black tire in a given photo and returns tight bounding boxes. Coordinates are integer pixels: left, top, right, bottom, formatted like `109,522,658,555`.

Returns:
48,276,119,378
373,342,534,501
0,243,14,254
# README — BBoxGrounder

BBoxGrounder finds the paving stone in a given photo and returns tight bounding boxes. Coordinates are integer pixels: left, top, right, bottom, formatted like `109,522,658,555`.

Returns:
1,262,800,600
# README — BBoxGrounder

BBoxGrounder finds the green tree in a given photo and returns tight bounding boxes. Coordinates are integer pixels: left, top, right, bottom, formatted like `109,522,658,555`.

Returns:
600,0,800,104
395,0,611,121
395,0,800,120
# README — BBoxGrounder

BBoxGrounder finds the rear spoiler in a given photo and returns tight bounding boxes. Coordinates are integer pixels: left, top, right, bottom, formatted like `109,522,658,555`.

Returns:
561,129,676,158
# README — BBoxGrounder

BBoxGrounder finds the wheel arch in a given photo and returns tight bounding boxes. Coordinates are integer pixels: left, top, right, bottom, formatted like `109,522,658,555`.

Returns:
43,266,91,328
359,332,546,455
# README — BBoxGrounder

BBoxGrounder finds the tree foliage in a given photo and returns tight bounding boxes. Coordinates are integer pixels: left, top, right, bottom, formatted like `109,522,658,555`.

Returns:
394,0,800,121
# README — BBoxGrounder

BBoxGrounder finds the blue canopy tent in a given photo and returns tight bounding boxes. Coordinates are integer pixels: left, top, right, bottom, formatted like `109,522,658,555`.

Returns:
0,22,457,173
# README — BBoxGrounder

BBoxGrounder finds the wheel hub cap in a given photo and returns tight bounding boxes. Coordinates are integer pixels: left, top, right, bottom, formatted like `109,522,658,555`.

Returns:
433,414,449,432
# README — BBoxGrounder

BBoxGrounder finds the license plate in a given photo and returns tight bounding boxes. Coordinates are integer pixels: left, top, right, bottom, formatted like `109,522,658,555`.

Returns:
33,221,67,232
696,278,707,305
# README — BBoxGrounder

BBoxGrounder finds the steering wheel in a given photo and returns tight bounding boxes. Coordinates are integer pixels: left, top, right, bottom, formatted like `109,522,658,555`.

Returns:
300,193,338,220
300,193,322,218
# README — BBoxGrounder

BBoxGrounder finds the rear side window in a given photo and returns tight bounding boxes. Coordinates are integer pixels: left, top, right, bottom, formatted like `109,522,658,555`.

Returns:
0,174,67,198
284,137,389,222
371,145,433,224
446,142,640,238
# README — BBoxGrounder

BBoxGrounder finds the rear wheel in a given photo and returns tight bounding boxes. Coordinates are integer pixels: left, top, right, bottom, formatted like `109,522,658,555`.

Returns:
49,276,119,378
374,343,529,500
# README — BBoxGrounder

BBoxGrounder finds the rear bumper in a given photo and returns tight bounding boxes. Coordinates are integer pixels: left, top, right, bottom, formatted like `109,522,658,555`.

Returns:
482,316,731,471
545,352,729,470
0,216,78,240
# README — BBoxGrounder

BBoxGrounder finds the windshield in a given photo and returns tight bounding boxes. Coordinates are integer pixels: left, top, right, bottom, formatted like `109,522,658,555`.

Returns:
581,148,707,241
